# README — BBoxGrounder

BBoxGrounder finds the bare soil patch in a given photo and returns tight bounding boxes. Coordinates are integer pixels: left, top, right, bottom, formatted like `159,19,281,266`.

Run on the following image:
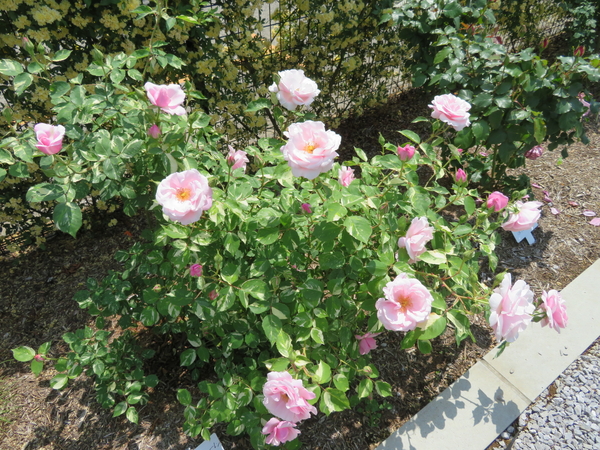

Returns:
1,86,599,450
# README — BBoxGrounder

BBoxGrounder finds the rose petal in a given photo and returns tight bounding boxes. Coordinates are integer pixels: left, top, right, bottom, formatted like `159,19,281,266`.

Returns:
550,207,560,215
568,201,579,207
582,210,596,217
589,218,600,226
531,183,542,189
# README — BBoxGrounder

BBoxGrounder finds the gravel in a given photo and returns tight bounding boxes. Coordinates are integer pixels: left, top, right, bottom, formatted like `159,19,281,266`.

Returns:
491,338,600,450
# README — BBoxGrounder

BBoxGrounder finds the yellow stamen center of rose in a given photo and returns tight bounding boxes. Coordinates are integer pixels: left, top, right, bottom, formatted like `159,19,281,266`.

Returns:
396,294,412,310
176,188,191,201
280,392,289,402
303,142,316,153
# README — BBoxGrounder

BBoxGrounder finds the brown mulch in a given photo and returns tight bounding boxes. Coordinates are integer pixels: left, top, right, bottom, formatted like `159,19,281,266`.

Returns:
1,87,599,450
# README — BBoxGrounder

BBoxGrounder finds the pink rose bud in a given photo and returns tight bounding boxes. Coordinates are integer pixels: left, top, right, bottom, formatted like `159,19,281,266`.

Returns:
502,201,543,232
455,168,467,183
301,203,312,214
34,354,45,362
457,148,464,154
155,169,213,225
397,145,415,161
208,290,218,300
574,45,585,57
148,124,161,139
226,145,249,171
268,69,320,111
541,38,549,49
189,264,202,277
261,418,301,446
539,290,568,332
488,273,534,343
578,93,591,117
263,371,317,422
34,123,66,155
338,166,355,187
144,82,186,115
355,332,382,355
429,93,472,131
525,145,543,160
486,191,509,212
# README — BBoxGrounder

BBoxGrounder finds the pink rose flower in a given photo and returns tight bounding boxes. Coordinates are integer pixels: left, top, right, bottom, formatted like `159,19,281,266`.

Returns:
486,191,509,212
574,45,585,57
578,92,591,117
525,145,543,160
501,201,543,232
338,166,355,187
144,82,186,115
488,273,534,343
398,217,434,263
227,145,249,171
208,290,218,300
155,169,213,225
301,203,312,214
189,264,202,277
429,94,472,131
455,168,467,183
34,123,66,155
262,418,300,446
148,124,161,139
263,372,317,423
539,290,568,332
355,332,381,355
281,121,340,180
268,69,320,111
376,273,433,332
397,145,415,161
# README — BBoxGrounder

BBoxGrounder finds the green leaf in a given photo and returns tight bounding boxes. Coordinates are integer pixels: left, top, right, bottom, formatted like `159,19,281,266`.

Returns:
53,202,82,238
241,279,269,301
50,81,70,98
50,374,69,389
140,306,159,326
26,183,65,202
463,196,476,215
12,346,35,362
126,407,139,424
262,315,282,345
52,49,72,62
418,250,447,265
29,362,44,378
533,117,546,144
324,388,350,412
13,72,33,96
333,373,349,392
357,378,373,399
434,47,452,64
245,98,271,112
310,327,325,345
180,348,197,366
343,216,371,244
9,162,28,178
313,360,331,384
399,129,421,144
92,360,105,375
37,342,51,355
177,388,192,406
375,381,392,397
418,316,447,340
276,330,293,358
417,339,432,354
0,148,15,164
0,59,23,76
113,401,128,417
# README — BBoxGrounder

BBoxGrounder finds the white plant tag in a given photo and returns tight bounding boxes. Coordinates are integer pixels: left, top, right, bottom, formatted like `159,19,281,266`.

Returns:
511,223,538,245
194,433,225,450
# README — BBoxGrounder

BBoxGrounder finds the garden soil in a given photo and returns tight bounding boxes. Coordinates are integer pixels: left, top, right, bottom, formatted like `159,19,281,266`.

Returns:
1,88,599,450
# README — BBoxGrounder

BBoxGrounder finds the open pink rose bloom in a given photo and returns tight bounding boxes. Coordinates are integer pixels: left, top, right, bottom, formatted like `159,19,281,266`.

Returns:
355,332,381,355
501,200,543,232
155,169,213,225
269,69,320,111
539,289,568,332
488,273,534,343
398,217,434,263
486,191,509,212
429,94,472,131
227,145,249,171
281,120,340,180
376,273,433,332
34,123,66,155
263,371,317,423
144,82,186,115
338,166,355,187
261,418,300,446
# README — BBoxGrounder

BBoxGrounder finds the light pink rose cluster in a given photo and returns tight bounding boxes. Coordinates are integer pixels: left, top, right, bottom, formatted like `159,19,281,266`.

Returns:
488,273,535,343
376,273,434,332
227,145,249,172
261,418,300,446
34,123,65,155
281,121,341,180
501,200,543,232
355,332,381,355
144,82,186,115
269,69,320,111
429,94,472,131
155,169,212,225
398,217,434,263
539,290,568,332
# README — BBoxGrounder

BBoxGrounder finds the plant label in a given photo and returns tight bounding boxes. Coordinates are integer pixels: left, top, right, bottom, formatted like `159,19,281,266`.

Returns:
193,433,224,450
511,223,538,245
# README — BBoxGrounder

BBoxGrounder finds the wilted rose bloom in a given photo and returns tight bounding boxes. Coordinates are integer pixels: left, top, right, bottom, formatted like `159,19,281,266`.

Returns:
578,92,591,117
269,69,320,111
208,290,218,300
34,123,66,155
227,145,249,171
525,145,543,160
144,82,186,115
281,121,340,180
262,418,300,446
429,94,472,131
398,217,434,263
34,354,45,362
148,124,161,139
455,168,467,183
301,203,312,214
355,332,381,355
155,169,213,225
486,191,509,212
338,166,355,187
189,264,202,277
376,273,433,332
501,201,543,232
397,145,415,161
488,273,534,343
539,290,568,332
263,371,317,423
